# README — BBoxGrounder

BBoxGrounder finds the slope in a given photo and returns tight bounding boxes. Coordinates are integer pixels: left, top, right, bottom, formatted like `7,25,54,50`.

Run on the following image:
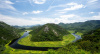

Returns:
59,20,100,33
30,23,70,42
0,21,21,52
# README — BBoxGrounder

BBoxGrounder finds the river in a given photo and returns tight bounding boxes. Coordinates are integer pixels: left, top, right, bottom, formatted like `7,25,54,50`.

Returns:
9,32,81,51
72,33,82,42
9,31,60,51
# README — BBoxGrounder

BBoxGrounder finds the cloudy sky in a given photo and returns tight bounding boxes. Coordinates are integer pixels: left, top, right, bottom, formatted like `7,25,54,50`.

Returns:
0,0,100,26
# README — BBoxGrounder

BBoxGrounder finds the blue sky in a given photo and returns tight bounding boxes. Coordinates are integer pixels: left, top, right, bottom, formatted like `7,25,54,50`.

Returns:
0,0,100,26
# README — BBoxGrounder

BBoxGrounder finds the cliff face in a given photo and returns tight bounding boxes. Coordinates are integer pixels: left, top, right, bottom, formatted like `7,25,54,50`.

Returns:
30,23,70,42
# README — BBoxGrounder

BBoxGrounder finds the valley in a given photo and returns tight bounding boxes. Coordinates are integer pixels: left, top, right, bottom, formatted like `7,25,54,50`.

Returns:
0,0,100,54
0,20,100,54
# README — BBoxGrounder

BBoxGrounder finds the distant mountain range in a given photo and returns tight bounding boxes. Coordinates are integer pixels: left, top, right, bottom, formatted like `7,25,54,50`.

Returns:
58,20,100,33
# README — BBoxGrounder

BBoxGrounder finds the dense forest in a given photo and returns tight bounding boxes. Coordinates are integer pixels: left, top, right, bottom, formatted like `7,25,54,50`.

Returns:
0,21,22,52
30,23,70,42
59,20,100,33
46,27,100,54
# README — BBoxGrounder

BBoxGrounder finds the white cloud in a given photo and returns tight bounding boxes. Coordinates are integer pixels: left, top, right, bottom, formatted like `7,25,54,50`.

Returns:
57,3,84,12
88,0,98,3
55,3,84,14
89,12,95,14
47,2,68,11
5,0,14,4
34,0,46,4
29,0,46,4
32,10,43,14
60,14,75,18
58,14,77,23
0,13,100,26
47,2,84,13
63,4,84,11
67,2,77,5
92,13,100,20
57,14,100,23
0,14,80,25
23,12,28,15
0,14,40,26
0,0,16,11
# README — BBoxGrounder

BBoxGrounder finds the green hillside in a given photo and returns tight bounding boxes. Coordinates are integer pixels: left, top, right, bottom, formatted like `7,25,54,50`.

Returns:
0,21,21,52
47,27,100,54
30,23,70,42
59,20,100,33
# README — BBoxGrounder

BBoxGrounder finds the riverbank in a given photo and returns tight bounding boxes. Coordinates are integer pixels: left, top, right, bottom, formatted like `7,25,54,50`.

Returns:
18,34,75,47
2,31,80,54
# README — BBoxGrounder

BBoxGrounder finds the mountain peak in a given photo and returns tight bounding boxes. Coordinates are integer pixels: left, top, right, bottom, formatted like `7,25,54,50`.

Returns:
30,23,70,42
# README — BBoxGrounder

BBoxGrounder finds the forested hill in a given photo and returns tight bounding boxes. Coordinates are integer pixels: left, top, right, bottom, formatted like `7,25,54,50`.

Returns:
0,21,21,46
30,23,70,42
76,27,100,53
58,20,100,33
55,27,100,54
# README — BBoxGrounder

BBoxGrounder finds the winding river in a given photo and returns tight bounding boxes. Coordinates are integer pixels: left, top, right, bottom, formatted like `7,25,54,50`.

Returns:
9,31,81,51
10,31,60,51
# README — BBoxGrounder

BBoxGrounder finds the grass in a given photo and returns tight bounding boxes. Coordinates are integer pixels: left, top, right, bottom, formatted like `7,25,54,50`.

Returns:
1,30,92,54
76,32,83,37
68,30,75,33
18,34,75,47
2,41,47,54
1,30,75,54
25,30,33,31
68,30,83,37
2,30,99,54
1,41,94,54
19,32,24,36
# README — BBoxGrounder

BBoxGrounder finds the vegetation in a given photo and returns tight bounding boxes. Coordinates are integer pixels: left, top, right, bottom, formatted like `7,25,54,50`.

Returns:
29,25,41,30
19,32,25,36
0,21,21,52
59,20,100,33
1,21,100,54
76,32,83,37
2,41,47,54
13,26,26,34
30,23,70,42
68,30,83,37
18,34,75,47
1,24,75,54
79,27,100,53
46,27,100,54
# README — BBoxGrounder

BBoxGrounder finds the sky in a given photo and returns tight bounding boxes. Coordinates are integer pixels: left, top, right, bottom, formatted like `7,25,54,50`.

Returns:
0,0,100,26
